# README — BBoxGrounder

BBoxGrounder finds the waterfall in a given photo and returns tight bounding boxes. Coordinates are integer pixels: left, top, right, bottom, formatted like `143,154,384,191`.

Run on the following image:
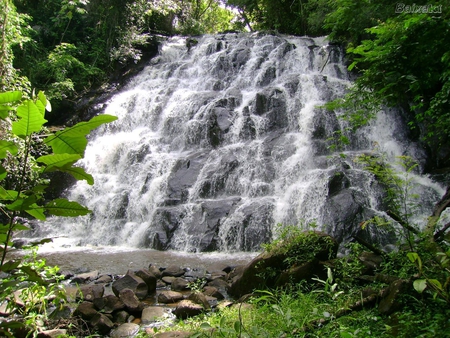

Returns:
37,32,444,252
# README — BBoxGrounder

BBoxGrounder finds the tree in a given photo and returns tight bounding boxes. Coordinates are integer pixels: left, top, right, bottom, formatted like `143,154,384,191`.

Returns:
0,0,32,93
334,10,450,169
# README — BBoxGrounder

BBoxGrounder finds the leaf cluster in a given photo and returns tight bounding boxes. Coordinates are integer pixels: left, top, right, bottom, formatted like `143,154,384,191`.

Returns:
0,90,116,336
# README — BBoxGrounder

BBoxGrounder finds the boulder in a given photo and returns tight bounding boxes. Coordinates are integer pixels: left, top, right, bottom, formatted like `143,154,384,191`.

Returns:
134,269,157,293
111,323,140,338
95,274,113,284
113,310,130,325
203,286,225,300
157,291,184,304
229,232,338,297
162,265,185,277
119,289,143,313
91,313,114,335
173,300,204,319
141,306,167,324
72,270,99,284
93,294,124,313
148,265,162,279
112,270,148,299
171,277,189,291
74,301,98,320
76,284,105,302
188,292,211,310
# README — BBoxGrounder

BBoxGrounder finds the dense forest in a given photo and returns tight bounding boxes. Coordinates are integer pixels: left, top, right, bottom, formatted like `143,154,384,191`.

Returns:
1,1,450,337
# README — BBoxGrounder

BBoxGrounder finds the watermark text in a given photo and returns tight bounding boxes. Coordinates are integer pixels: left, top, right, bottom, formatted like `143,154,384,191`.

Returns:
395,3,442,13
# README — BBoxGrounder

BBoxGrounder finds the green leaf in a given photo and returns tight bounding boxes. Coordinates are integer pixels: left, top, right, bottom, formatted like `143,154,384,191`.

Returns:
413,279,427,293
6,196,37,211
0,260,20,272
44,114,117,155
12,223,30,231
427,279,443,291
0,165,7,181
24,204,46,221
234,321,241,333
0,91,22,104
45,198,91,217
37,153,81,171
61,165,94,185
200,322,212,330
19,265,49,285
0,91,22,117
0,140,18,159
12,100,48,137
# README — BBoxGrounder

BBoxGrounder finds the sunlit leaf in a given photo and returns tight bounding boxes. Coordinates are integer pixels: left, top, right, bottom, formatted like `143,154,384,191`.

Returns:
0,140,18,159
413,279,427,293
44,114,117,155
45,198,91,217
12,100,48,137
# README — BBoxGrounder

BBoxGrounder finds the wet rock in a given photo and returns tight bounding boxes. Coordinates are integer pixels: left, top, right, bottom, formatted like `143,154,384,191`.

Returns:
119,289,143,313
141,306,167,324
188,292,211,310
93,294,124,313
112,270,148,299
203,286,225,300
74,301,98,320
72,270,99,284
158,291,184,304
95,274,113,284
171,277,189,291
162,276,176,284
91,313,114,335
162,265,185,278
173,300,204,319
148,265,163,279
113,310,130,324
111,323,140,338
134,269,157,293
76,284,105,302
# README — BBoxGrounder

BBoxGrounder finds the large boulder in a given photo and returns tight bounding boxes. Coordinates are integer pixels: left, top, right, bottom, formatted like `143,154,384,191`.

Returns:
112,270,148,299
229,231,338,298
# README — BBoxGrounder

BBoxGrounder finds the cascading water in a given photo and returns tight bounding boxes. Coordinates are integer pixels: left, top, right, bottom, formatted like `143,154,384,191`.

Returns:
36,32,444,253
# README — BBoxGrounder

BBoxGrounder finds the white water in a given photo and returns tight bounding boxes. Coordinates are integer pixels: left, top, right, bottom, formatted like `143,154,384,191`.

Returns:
34,33,444,254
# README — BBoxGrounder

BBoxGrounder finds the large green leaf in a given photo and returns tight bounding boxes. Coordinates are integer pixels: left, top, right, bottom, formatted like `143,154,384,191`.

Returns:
0,91,22,104
0,165,6,181
25,205,46,220
0,91,22,119
44,114,117,155
45,198,91,217
37,153,81,171
0,187,19,200
61,166,94,185
12,100,48,137
0,140,18,159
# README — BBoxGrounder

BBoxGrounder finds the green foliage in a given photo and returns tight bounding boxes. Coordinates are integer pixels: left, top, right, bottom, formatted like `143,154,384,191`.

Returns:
327,6,450,164
0,90,116,336
262,223,334,266
0,0,32,93
227,0,333,36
